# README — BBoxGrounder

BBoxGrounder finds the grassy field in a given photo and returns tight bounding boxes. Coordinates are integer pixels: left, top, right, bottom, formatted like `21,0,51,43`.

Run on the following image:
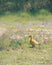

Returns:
0,26,52,65
0,43,52,65
0,9,52,24
0,9,52,65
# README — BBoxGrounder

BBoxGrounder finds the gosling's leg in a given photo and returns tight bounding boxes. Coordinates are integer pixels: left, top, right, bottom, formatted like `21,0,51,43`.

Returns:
32,45,35,48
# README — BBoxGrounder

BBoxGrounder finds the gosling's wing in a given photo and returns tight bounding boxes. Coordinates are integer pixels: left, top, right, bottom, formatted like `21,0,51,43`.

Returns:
32,39,38,44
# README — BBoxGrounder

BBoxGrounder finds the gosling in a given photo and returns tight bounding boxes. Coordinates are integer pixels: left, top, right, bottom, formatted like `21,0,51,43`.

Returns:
29,35,38,47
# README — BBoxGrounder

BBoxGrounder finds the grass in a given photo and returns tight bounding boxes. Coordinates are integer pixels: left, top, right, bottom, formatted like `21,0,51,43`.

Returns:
0,30,52,65
0,9,52,24
0,43,52,65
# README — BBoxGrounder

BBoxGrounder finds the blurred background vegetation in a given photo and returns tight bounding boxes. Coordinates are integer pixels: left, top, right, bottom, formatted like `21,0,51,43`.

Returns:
0,0,52,15
0,0,52,24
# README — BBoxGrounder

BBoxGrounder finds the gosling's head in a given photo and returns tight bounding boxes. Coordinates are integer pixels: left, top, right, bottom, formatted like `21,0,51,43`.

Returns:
29,35,33,38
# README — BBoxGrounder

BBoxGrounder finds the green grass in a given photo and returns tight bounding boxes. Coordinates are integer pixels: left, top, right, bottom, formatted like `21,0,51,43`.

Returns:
0,43,52,65
0,9,52,24
0,33,52,65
